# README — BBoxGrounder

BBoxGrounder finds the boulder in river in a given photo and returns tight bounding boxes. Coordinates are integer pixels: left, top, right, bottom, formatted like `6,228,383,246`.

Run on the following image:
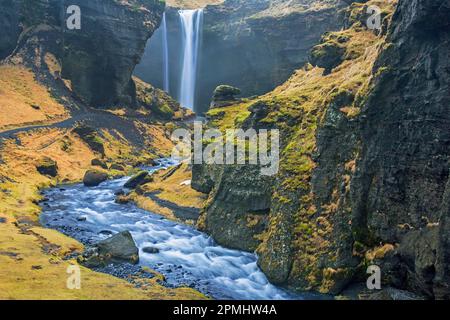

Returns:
142,247,160,254
79,231,139,268
124,171,153,189
83,169,108,187
115,194,131,205
114,189,125,196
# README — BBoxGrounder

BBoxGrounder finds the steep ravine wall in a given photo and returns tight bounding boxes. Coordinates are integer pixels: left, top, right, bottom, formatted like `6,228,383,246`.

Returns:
0,0,164,108
198,0,346,114
192,0,450,299
351,0,450,299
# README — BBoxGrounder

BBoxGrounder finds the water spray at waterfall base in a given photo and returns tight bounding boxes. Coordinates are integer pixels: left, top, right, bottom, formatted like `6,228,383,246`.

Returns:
179,9,203,111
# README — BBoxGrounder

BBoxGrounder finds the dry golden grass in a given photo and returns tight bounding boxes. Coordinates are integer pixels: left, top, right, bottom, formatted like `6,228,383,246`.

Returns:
134,195,178,221
0,220,204,300
146,162,206,208
0,127,205,300
135,121,175,155
133,162,206,222
0,65,68,132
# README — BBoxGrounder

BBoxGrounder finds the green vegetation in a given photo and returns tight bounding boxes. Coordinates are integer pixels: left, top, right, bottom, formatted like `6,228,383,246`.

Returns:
201,0,398,293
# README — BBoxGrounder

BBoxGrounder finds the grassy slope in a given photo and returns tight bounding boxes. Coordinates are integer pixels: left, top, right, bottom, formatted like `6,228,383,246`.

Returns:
133,162,207,223
0,125,205,299
0,65,68,132
203,0,397,292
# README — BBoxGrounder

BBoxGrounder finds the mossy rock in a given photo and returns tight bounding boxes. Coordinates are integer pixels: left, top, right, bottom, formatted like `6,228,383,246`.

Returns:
73,125,105,156
36,157,58,177
211,85,242,108
91,158,108,169
110,163,125,171
310,40,346,74
83,169,108,187
79,231,139,268
213,85,242,100
124,171,153,189
135,77,178,119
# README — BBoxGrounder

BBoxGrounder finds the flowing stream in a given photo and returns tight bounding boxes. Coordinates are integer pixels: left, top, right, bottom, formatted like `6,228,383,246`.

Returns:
178,9,203,111
39,159,319,300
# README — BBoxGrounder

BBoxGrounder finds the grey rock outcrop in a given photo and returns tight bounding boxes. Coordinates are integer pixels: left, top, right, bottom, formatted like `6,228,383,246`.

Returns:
79,231,139,268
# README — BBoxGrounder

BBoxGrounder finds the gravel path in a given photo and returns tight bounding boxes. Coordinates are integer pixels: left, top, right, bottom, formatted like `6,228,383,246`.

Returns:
0,108,152,146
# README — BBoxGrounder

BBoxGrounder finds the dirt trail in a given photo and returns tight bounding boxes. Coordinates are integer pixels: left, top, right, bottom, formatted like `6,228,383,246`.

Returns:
0,109,149,146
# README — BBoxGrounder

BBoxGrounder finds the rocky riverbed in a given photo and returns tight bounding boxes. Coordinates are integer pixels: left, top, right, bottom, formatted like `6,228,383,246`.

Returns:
40,159,320,300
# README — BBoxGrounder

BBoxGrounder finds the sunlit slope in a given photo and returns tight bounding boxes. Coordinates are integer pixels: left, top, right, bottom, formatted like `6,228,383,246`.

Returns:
0,65,68,132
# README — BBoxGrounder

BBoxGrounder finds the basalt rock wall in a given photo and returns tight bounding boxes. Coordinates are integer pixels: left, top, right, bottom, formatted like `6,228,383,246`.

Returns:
0,0,165,108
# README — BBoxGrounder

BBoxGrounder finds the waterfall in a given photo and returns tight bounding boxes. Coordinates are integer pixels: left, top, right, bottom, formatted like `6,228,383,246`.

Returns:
178,9,203,111
161,12,170,93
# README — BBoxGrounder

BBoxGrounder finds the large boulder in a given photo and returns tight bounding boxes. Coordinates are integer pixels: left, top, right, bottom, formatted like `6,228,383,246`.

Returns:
124,171,153,189
36,157,58,177
79,231,139,268
83,169,108,187
210,85,242,108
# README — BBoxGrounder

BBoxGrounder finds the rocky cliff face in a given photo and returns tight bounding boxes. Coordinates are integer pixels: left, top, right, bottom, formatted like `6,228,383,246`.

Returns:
192,0,450,298
352,0,450,299
1,0,164,108
0,0,21,60
61,0,164,107
198,0,346,113
135,0,345,114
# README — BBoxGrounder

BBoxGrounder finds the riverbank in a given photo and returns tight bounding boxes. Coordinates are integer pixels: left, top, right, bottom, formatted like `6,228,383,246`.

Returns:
39,161,303,300
130,162,207,224
0,125,204,300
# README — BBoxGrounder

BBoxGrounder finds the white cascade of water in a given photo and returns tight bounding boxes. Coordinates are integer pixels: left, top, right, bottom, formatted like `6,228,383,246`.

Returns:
161,12,170,93
178,9,203,111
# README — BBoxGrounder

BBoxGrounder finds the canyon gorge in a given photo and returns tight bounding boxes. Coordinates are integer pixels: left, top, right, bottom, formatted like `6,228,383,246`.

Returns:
0,0,449,301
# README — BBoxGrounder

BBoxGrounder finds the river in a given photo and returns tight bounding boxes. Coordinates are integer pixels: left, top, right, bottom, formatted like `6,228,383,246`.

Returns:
40,159,320,300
